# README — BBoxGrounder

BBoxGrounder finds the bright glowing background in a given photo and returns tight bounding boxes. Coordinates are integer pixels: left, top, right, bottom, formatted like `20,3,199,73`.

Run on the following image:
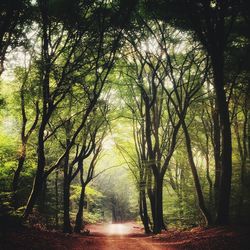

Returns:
107,223,130,235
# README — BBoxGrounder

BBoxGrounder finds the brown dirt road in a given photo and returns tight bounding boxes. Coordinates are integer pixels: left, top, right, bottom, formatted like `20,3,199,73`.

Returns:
81,222,172,250
72,235,166,250
1,222,249,249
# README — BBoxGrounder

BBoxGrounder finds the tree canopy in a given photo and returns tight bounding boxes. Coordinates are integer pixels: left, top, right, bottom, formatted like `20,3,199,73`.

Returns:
0,0,250,238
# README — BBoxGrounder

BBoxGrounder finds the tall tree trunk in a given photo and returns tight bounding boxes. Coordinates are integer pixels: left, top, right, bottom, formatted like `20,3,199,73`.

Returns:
23,0,50,219
212,106,221,191
234,111,248,219
212,53,232,225
142,189,151,233
248,112,250,159
147,169,156,228
23,125,46,219
63,141,72,233
178,168,184,220
234,114,246,182
74,185,86,233
201,107,213,210
63,177,71,233
55,170,59,228
242,110,248,183
182,121,212,226
38,178,47,214
139,184,151,233
12,143,26,209
205,147,213,211
153,175,165,234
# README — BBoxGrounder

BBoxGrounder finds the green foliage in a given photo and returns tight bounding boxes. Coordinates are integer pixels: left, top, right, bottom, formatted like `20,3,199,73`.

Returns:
0,0,250,233
0,133,17,190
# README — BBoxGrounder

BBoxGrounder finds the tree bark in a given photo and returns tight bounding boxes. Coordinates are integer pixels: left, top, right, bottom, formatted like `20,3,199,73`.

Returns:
211,53,232,225
55,170,59,228
248,112,250,158
182,121,212,226
205,145,213,210
23,123,46,219
74,185,86,233
23,0,50,219
147,169,156,229
153,175,165,234
12,145,26,209
139,184,151,233
210,102,221,214
212,106,221,190
63,139,72,233
201,107,213,209
38,178,47,215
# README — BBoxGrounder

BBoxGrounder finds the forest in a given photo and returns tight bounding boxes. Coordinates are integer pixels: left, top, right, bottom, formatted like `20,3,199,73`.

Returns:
0,0,250,249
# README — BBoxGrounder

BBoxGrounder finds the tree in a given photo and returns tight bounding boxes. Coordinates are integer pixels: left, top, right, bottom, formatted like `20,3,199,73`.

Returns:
12,59,39,209
23,0,138,223
74,126,106,233
23,0,88,218
146,0,250,225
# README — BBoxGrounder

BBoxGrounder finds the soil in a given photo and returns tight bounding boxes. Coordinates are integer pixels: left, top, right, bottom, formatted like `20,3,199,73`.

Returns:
0,222,250,250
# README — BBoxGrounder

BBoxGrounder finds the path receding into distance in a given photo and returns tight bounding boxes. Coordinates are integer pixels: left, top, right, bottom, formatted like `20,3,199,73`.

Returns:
2,221,248,249
74,222,174,250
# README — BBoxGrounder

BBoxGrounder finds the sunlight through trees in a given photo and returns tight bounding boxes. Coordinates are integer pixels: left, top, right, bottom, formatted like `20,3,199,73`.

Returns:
0,1,250,243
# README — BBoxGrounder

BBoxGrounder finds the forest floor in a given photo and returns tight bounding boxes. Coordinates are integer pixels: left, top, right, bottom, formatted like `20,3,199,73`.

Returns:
1,222,250,250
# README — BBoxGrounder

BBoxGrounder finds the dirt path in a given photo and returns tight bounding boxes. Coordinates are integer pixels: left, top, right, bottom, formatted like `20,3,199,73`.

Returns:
71,222,250,250
75,222,173,250
1,222,249,249
1,222,174,250
74,235,164,250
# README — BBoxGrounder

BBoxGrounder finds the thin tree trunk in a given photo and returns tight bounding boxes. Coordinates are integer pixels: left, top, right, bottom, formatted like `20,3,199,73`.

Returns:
147,169,156,229
211,104,221,215
12,144,26,209
63,140,72,233
178,168,184,220
55,170,59,228
234,111,248,219
139,186,151,233
201,107,213,209
142,189,151,233
74,185,86,233
23,124,46,219
212,106,221,192
205,147,213,210
182,121,212,226
248,112,250,159
23,0,50,219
